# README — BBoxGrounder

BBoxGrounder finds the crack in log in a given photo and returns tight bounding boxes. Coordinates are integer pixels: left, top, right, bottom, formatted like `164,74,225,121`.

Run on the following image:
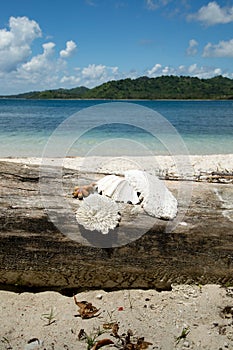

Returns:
2,185,38,192
0,172,39,182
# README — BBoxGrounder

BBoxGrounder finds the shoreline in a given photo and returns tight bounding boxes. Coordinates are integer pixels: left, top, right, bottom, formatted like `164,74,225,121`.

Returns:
1,97,232,101
1,154,232,182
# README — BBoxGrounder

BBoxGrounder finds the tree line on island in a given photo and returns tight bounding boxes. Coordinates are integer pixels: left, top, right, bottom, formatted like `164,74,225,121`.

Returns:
4,75,233,100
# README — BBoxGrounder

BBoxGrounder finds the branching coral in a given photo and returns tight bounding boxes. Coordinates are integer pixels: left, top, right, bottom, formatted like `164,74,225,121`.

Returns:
76,194,121,234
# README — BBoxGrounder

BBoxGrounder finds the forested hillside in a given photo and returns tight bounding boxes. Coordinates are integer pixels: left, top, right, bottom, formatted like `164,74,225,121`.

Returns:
83,75,233,99
4,75,233,100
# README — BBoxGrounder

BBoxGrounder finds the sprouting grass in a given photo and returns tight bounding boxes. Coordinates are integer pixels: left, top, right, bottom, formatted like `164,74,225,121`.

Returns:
41,307,56,326
197,283,203,293
79,327,106,350
85,333,98,350
106,309,116,322
175,326,190,345
128,290,134,310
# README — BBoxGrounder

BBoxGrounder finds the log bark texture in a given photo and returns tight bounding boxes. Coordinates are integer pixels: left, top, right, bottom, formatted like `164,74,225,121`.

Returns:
0,161,233,294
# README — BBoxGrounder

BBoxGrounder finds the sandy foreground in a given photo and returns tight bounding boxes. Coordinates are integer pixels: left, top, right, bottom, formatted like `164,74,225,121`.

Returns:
1,285,233,350
0,155,233,349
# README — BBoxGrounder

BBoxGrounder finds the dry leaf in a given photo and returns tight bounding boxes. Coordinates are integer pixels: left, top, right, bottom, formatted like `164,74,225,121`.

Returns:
220,305,233,319
124,344,135,350
91,339,114,350
111,323,120,338
74,296,100,319
78,329,86,340
136,337,153,349
125,329,133,343
103,322,116,330
122,331,152,350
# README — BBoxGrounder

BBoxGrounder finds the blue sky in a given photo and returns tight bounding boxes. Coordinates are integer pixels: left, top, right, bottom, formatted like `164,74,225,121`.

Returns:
0,0,233,94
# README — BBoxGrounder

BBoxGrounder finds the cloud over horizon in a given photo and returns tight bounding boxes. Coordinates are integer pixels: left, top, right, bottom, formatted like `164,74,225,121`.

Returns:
146,62,225,79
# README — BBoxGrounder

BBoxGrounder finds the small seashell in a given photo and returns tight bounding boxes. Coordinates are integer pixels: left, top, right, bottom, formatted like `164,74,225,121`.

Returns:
24,338,43,350
180,221,188,226
96,293,103,300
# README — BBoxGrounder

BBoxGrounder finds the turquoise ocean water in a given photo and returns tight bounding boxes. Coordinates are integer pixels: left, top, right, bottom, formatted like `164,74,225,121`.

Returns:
0,99,232,157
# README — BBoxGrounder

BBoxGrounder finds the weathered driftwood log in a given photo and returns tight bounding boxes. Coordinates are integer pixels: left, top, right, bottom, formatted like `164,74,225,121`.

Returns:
0,161,233,294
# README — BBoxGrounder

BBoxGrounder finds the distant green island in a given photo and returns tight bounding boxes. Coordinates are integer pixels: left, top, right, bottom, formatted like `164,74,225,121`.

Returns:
2,75,233,100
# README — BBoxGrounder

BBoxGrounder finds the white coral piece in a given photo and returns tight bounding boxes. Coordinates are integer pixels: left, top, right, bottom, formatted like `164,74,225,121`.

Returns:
97,174,139,204
76,194,120,234
124,170,177,220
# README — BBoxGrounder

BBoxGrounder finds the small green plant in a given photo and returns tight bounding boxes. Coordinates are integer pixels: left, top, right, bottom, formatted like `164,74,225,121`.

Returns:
223,281,233,288
85,333,98,350
79,327,106,350
197,283,203,293
41,307,56,326
175,326,190,345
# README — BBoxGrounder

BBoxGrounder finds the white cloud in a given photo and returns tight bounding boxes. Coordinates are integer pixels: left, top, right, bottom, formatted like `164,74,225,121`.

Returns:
145,0,171,10
59,64,120,89
86,65,118,85
203,39,233,57
1,58,231,95
0,16,79,93
80,64,119,87
145,0,189,14
186,39,198,56
85,0,96,6
188,1,233,26
147,64,175,76
111,66,119,74
0,18,120,93
82,64,107,79
60,75,81,85
147,62,223,79
188,63,198,74
15,42,67,89
20,42,56,73
0,16,42,72
214,68,222,75
162,66,170,74
145,0,157,10
60,40,77,58
147,63,162,75
178,65,186,73
0,16,231,94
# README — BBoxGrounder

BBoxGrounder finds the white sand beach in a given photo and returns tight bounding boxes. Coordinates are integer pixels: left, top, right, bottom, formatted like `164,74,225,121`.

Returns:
1,285,233,349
